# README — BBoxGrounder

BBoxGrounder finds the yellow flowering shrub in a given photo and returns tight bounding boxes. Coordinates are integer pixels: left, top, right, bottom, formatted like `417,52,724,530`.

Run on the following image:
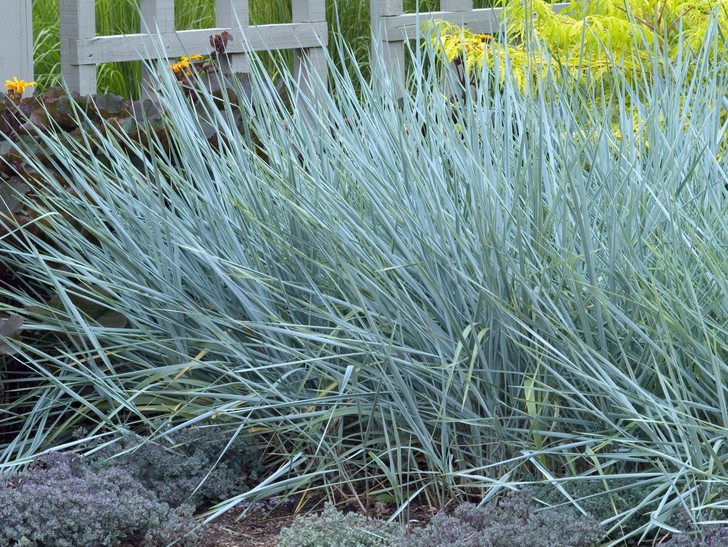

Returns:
429,0,728,151
429,0,728,90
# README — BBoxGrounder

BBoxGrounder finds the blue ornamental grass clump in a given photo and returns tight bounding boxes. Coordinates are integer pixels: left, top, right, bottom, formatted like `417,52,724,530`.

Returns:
3,11,728,544
277,503,404,547
0,451,205,546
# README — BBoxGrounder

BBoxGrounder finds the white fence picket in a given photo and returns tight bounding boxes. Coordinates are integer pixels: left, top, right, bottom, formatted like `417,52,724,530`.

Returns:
140,0,176,97
215,0,250,74
292,0,329,106
371,0,406,98
59,0,97,96
441,0,474,11
0,1,33,95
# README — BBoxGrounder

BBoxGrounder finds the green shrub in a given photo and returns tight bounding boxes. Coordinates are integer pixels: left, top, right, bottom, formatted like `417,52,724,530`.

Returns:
402,491,604,547
529,478,660,537
277,503,403,547
87,423,262,509
654,506,728,546
431,0,728,91
0,451,205,546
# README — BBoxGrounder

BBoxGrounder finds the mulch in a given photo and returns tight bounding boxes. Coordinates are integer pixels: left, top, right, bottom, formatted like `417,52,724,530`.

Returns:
203,499,300,547
201,495,438,547
205,511,293,547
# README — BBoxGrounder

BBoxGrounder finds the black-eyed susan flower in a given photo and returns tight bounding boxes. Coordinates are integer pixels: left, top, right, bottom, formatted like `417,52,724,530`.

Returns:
5,77,35,101
169,55,204,77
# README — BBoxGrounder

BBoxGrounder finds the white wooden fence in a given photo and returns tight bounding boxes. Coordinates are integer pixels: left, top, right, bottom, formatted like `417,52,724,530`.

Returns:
1,0,327,99
1,0,570,102
370,0,569,100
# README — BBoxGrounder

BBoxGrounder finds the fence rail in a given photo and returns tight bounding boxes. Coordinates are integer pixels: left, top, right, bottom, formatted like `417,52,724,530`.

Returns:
60,0,327,98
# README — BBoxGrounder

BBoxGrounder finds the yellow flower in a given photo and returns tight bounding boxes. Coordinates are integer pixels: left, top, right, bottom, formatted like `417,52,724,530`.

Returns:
169,55,203,76
5,77,36,99
169,58,190,75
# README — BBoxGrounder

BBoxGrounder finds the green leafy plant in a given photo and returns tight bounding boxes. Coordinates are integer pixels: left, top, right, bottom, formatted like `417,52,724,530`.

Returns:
87,423,263,509
430,0,728,91
402,491,603,546
278,503,403,547
0,451,205,546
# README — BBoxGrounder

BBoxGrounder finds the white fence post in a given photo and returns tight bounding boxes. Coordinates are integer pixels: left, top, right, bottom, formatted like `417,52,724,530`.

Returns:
60,0,97,95
140,0,175,97
292,0,328,108
370,0,405,102
441,0,473,10
215,0,250,74
0,1,34,96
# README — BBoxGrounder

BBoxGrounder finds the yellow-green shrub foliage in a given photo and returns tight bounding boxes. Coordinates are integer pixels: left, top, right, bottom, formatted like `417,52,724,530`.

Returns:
430,0,728,90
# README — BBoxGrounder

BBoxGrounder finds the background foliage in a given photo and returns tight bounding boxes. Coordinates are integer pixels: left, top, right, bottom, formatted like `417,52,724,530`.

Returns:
431,0,728,91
